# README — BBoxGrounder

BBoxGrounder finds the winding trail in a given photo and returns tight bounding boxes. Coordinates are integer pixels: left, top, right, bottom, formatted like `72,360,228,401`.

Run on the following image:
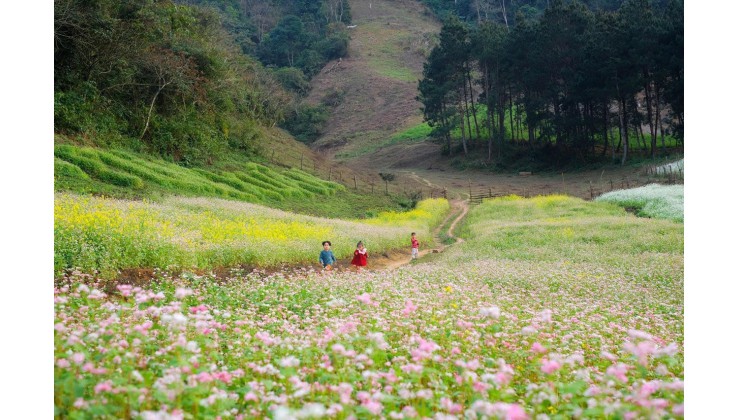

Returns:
374,196,469,271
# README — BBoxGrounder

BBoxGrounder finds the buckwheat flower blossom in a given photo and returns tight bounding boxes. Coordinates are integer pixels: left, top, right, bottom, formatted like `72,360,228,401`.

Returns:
402,300,418,316
530,342,547,354
623,340,657,366
606,363,630,383
538,309,553,323
541,359,561,374
673,404,684,416
141,409,184,420
174,288,193,299
71,353,85,365
655,342,679,357
356,293,378,306
416,389,433,400
296,403,326,418
628,329,654,341
401,363,424,373
280,356,300,368
94,380,113,394
440,397,463,414
480,306,501,318
117,285,133,297
521,326,537,335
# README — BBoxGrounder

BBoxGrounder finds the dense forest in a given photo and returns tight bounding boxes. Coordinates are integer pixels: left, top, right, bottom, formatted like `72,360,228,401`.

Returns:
417,0,683,164
54,0,352,165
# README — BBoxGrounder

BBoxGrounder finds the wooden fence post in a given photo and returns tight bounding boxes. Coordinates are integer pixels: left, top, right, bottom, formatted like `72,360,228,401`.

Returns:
589,181,594,200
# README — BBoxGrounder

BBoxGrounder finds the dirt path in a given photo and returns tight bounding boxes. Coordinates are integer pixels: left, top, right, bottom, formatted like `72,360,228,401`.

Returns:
371,197,469,271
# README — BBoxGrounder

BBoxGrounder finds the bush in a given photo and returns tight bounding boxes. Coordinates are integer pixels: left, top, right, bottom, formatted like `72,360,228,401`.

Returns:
280,104,330,143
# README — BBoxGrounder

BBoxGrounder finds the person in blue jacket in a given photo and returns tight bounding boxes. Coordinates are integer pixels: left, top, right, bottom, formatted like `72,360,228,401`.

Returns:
319,240,337,270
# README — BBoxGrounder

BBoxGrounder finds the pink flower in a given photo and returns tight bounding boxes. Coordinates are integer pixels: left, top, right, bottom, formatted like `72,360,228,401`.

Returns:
673,404,684,416
530,342,547,353
71,353,85,365
213,371,233,383
356,293,378,306
541,359,561,374
402,300,418,316
175,288,193,299
116,285,133,297
440,397,463,414
506,404,528,420
411,338,440,361
473,381,491,393
56,359,70,368
623,340,657,366
606,363,630,383
401,363,423,373
362,400,383,415
94,380,113,394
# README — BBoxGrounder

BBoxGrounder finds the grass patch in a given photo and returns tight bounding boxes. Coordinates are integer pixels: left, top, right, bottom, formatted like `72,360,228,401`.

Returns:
54,144,355,215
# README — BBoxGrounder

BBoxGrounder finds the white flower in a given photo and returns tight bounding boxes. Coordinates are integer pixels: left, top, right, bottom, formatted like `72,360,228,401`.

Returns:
479,306,501,318
280,356,300,368
521,326,537,335
186,341,200,353
175,288,193,299
295,403,326,418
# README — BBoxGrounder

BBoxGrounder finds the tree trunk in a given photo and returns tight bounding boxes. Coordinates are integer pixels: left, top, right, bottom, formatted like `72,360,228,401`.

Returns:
460,104,469,155
140,81,169,140
619,96,629,165
644,78,657,159
602,101,609,157
462,83,474,144
467,69,481,140
498,92,506,159
509,88,515,142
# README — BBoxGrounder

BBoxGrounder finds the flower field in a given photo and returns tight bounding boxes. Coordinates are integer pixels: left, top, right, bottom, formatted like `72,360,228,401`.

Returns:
54,195,683,418
54,194,449,276
595,184,684,222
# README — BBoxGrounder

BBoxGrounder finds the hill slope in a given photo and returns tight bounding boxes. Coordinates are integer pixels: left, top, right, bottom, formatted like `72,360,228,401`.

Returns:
306,0,440,164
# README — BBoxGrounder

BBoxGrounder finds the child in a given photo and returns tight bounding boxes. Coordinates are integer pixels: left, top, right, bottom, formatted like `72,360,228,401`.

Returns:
350,241,368,270
411,232,420,259
319,240,337,271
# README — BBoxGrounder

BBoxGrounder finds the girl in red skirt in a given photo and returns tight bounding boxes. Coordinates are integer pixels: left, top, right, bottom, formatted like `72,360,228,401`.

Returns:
350,241,368,270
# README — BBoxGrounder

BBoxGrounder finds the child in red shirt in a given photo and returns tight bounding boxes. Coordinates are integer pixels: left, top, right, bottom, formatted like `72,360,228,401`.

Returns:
411,232,420,259
351,241,368,269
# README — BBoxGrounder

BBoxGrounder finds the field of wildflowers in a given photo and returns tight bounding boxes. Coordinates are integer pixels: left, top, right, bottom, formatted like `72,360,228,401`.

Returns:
54,194,683,418
54,194,449,276
594,184,684,222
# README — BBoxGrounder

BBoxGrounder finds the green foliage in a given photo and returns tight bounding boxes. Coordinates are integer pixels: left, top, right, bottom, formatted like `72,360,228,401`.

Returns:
54,145,346,207
54,0,292,164
54,158,90,181
418,0,684,165
280,105,330,143
273,67,312,96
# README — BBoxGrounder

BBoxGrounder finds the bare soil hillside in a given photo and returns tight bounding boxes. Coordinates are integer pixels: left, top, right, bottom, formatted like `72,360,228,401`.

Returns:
306,0,439,156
